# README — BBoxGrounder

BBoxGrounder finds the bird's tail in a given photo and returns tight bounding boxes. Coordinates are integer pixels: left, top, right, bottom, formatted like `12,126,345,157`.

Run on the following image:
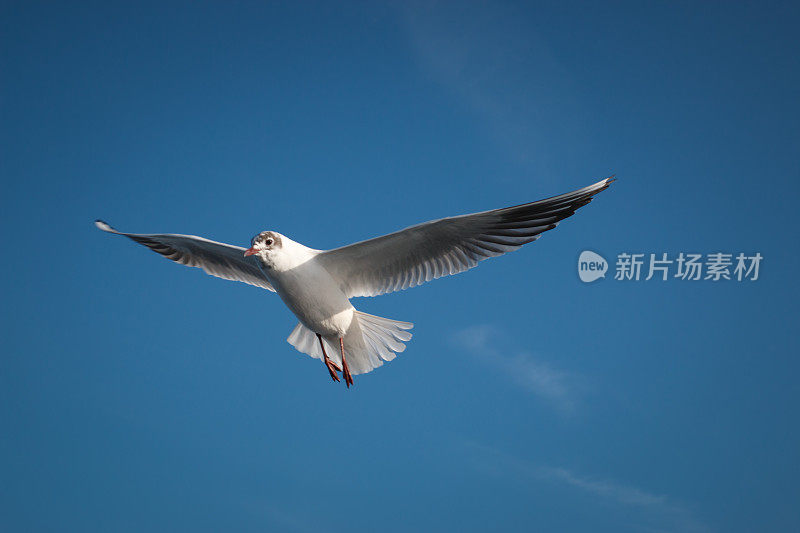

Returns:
286,311,413,376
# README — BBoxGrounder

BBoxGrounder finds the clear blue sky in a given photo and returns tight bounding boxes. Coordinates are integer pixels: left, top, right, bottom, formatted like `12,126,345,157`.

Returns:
2,2,798,531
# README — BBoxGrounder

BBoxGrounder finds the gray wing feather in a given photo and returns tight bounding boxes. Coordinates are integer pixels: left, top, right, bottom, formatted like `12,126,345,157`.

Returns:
318,178,614,298
95,220,275,292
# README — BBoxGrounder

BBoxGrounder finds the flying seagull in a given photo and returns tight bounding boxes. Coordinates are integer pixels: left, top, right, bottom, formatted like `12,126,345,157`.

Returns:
96,177,613,387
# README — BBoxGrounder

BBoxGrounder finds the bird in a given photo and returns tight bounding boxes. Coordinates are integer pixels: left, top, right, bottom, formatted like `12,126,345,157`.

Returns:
96,177,613,387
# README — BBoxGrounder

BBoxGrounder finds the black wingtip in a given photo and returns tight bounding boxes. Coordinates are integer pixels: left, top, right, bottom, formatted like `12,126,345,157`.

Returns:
94,220,117,233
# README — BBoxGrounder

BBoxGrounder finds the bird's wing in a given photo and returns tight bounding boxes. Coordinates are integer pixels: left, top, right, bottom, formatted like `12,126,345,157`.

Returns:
95,220,275,292
317,178,613,297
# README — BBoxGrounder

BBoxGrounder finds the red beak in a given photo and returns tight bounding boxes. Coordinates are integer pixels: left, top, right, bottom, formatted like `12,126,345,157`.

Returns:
243,247,258,257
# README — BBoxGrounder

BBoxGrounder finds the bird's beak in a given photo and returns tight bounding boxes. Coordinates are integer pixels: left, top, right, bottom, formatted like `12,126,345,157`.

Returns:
244,247,258,257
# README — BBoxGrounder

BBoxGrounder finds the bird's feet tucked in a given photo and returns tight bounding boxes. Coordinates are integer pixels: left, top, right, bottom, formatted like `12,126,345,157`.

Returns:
342,361,353,387
339,337,354,388
324,356,342,382
317,333,341,383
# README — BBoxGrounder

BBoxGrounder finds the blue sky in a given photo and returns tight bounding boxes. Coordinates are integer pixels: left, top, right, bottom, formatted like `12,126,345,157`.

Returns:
2,1,798,531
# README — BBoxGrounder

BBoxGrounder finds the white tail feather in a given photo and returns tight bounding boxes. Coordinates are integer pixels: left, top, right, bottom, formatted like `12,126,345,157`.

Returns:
286,311,413,376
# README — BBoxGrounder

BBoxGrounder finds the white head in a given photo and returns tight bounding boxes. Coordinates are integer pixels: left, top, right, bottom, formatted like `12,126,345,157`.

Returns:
244,230,316,271
244,231,283,263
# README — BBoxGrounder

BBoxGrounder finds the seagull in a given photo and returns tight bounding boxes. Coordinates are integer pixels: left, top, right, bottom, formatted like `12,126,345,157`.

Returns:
96,177,613,387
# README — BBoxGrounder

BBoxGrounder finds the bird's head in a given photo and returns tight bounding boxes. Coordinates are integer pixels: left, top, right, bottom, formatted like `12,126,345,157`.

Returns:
244,231,283,261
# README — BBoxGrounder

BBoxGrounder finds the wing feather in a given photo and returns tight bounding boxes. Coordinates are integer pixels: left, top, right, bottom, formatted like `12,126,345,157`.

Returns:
95,220,274,292
318,178,613,297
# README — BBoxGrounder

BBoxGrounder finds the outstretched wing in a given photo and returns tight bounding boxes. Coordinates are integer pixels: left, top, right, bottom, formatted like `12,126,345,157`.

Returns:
317,178,613,297
95,220,275,292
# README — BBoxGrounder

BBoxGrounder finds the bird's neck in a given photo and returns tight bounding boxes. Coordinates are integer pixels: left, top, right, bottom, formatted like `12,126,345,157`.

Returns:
262,238,319,273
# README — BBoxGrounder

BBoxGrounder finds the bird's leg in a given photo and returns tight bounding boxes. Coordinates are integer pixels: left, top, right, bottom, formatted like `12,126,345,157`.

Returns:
317,334,341,382
339,337,353,388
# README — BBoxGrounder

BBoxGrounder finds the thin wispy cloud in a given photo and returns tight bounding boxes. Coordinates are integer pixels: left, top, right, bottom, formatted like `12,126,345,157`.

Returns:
539,465,665,507
244,502,329,533
452,324,582,413
464,441,709,533
400,2,584,174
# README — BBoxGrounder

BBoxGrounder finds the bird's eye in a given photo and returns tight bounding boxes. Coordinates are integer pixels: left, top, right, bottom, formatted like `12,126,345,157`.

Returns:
265,239,273,246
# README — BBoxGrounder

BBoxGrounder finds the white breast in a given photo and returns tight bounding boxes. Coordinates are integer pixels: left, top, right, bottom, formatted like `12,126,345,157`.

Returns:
261,238,354,337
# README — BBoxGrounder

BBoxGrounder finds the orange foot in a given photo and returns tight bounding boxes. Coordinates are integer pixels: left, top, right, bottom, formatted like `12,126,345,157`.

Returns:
317,333,341,383
339,337,354,388
324,356,341,382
